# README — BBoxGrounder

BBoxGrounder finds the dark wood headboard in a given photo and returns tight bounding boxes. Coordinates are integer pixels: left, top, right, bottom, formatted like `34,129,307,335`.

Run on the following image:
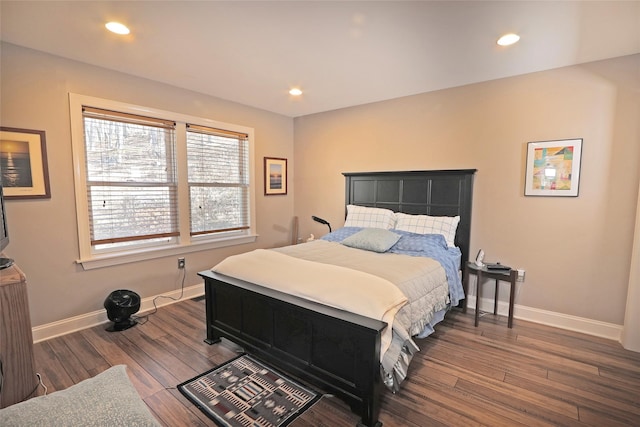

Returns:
343,169,476,266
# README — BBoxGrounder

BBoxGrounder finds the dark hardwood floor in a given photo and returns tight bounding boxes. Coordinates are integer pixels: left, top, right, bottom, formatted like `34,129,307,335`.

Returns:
33,297,640,426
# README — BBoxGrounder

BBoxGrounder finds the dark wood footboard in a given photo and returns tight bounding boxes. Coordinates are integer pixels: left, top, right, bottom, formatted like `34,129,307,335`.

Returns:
199,270,386,427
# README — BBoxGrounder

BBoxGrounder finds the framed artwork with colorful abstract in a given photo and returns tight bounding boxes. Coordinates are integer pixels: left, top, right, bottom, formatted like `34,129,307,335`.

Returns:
524,138,583,197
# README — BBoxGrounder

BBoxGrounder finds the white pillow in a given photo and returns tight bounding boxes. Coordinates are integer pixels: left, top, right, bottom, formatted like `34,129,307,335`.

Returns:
344,205,396,230
394,213,460,247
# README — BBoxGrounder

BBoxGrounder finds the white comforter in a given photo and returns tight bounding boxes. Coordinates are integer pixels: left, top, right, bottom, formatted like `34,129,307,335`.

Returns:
274,240,450,340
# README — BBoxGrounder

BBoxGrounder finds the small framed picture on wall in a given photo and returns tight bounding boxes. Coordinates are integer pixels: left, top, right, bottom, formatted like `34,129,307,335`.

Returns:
1,127,51,199
264,157,287,195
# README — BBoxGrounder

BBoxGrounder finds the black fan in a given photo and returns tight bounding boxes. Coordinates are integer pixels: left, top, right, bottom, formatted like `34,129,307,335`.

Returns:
104,290,141,332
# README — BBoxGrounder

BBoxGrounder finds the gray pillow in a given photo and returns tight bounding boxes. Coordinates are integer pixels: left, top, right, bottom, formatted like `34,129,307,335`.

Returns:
0,365,160,426
341,228,401,253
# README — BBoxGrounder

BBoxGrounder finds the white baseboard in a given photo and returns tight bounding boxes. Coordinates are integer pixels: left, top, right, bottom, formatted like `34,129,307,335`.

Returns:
33,282,623,345
32,282,205,343
466,295,623,342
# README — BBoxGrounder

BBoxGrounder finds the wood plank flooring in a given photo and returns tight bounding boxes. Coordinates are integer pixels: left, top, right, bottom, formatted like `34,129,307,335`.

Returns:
32,297,640,426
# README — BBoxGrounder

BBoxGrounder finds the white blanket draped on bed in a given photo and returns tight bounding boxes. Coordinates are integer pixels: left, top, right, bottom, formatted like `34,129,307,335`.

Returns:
212,248,408,356
211,240,451,391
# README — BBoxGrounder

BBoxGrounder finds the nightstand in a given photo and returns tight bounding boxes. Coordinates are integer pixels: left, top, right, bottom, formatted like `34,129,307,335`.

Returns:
463,261,518,328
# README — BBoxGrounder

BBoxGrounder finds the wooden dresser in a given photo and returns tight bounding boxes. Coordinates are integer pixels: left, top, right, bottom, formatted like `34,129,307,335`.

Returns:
0,260,37,408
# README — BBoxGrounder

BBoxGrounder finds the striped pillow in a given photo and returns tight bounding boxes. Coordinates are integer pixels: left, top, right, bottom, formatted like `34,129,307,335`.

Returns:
394,213,460,247
344,205,396,230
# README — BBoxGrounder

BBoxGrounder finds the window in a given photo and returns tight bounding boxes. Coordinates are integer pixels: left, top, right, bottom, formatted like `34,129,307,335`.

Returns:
186,125,250,237
70,94,256,269
82,107,179,250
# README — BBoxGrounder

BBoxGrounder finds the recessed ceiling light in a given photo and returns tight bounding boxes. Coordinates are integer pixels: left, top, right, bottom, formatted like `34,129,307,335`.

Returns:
289,88,302,96
497,33,520,46
105,22,130,35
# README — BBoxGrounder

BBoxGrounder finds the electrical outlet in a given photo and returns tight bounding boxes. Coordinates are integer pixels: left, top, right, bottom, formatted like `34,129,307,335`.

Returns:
178,257,185,269
517,268,525,282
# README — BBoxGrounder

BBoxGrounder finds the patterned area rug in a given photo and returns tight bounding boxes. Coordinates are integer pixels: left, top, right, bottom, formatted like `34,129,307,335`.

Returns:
178,354,320,427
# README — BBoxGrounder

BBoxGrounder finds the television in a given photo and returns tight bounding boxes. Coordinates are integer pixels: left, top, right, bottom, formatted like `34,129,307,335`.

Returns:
0,184,14,269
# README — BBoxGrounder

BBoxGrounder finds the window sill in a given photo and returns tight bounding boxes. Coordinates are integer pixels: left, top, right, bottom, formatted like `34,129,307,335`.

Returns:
76,234,258,270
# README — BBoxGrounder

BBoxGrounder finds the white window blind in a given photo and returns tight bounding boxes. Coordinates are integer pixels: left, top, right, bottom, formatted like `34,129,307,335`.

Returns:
186,124,250,236
70,94,256,268
82,107,178,247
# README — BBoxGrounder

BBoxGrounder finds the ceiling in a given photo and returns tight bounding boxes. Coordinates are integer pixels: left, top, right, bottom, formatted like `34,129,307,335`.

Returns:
1,1,639,117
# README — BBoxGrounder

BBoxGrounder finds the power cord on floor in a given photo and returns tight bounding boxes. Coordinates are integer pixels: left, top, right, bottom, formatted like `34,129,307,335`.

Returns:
36,373,47,396
133,267,186,325
18,372,47,403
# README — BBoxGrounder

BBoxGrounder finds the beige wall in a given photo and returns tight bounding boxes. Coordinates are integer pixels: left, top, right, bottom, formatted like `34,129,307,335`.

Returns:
0,43,295,327
2,41,638,332
294,54,640,325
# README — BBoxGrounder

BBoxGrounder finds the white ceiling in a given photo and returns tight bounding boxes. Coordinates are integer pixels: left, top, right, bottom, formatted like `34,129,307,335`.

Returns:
1,1,639,117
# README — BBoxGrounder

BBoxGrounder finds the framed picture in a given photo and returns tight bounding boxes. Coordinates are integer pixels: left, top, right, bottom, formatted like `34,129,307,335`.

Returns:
524,138,583,197
264,157,287,195
1,127,51,199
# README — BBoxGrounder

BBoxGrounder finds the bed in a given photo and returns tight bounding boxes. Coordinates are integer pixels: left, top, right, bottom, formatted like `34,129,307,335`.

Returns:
198,169,476,427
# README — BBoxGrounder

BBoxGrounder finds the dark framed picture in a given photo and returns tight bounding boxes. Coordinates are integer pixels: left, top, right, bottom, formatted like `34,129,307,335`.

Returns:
524,138,583,197
0,127,51,199
264,157,287,195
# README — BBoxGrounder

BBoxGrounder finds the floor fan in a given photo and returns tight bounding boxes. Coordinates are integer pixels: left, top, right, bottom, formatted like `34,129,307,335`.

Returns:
104,290,141,332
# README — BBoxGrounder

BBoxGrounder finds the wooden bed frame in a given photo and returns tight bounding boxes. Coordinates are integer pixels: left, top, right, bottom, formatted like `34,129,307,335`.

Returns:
199,169,476,427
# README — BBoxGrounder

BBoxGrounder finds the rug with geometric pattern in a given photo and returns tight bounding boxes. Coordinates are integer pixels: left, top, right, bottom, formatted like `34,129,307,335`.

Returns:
178,354,320,427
